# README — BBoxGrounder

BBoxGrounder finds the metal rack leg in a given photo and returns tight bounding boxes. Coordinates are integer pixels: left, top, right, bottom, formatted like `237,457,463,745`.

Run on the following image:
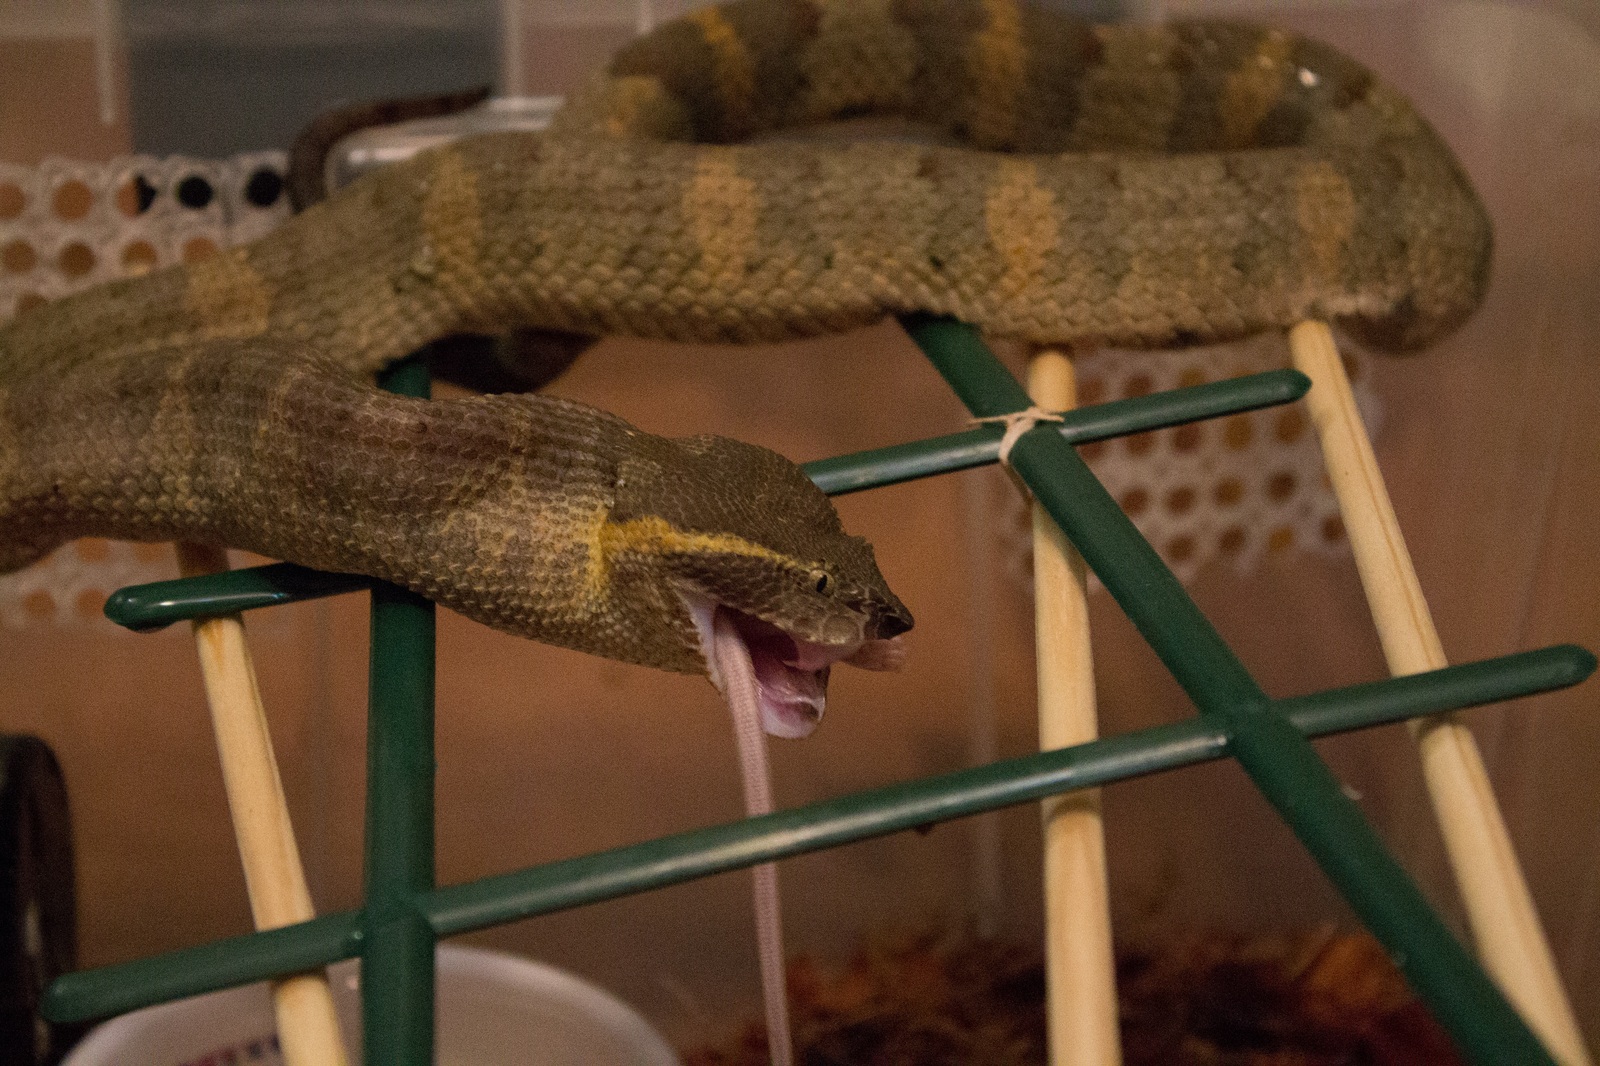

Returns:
361,358,439,1066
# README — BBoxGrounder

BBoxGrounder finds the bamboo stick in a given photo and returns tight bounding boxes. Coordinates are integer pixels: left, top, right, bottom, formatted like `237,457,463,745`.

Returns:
1028,351,1122,1066
176,542,351,1066
1287,321,1590,1066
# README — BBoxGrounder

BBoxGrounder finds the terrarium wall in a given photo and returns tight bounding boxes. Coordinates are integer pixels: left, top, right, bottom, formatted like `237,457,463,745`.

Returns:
0,0,1597,1054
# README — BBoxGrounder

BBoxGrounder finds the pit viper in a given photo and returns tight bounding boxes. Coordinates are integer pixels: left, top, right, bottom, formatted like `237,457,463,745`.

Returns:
0,0,1490,736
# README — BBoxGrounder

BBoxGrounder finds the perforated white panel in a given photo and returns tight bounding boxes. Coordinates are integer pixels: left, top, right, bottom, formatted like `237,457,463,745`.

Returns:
994,335,1375,593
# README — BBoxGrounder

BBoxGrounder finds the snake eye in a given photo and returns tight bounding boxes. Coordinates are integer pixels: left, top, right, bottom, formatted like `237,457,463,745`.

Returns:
811,570,832,594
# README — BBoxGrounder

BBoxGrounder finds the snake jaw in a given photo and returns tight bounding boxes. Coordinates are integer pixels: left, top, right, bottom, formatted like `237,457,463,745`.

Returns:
679,589,897,739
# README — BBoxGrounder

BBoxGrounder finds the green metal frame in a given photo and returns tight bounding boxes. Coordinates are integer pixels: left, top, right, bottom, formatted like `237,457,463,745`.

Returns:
45,319,1595,1065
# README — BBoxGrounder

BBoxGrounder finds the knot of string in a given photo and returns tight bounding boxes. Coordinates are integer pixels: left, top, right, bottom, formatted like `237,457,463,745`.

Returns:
972,405,1064,465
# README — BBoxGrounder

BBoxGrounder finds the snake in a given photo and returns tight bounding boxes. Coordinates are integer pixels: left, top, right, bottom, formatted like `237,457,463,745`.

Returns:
0,0,1490,738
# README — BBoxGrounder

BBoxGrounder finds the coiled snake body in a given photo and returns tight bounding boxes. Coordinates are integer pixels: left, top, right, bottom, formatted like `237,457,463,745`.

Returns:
0,0,1489,734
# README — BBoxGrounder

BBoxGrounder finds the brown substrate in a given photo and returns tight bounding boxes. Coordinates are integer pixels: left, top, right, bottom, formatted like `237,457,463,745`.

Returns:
683,928,1466,1066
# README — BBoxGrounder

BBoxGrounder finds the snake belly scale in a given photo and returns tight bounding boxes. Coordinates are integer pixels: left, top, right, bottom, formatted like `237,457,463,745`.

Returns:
0,0,1489,732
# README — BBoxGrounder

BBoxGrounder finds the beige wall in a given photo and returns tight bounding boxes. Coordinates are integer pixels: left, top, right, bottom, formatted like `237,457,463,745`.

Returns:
0,37,130,164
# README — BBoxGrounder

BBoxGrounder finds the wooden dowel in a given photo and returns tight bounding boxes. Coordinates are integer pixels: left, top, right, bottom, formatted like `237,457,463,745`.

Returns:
1287,321,1590,1066
1028,351,1122,1066
176,542,350,1066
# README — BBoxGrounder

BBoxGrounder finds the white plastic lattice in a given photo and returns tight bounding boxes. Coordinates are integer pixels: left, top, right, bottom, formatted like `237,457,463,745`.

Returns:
0,151,1372,627
992,334,1376,595
0,152,291,628
0,538,179,630
0,151,290,320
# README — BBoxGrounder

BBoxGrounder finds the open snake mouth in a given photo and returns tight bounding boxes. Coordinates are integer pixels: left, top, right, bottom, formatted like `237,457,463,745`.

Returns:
681,593,906,738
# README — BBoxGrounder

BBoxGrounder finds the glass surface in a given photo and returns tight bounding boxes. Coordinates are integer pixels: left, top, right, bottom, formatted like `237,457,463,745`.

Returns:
1,0,1597,1054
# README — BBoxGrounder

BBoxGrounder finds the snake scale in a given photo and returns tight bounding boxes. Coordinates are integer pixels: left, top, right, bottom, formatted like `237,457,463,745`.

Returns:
0,0,1490,735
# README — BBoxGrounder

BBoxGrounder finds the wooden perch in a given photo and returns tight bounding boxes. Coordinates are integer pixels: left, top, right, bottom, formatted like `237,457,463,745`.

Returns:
176,542,350,1066
1029,350,1122,1066
1287,320,1590,1066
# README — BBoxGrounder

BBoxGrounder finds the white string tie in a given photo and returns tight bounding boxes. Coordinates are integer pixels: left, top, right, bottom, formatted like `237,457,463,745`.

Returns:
972,405,1064,465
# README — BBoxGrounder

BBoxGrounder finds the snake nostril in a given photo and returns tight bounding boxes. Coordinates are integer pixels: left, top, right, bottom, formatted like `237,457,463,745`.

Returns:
876,610,913,639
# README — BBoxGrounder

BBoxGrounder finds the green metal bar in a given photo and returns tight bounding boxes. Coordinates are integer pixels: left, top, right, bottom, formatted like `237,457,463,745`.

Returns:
903,315,1559,1066
97,371,1308,628
102,562,369,632
421,652,1591,941
805,368,1308,495
360,358,439,1066
42,646,1593,1022
906,318,1263,704
45,913,363,1024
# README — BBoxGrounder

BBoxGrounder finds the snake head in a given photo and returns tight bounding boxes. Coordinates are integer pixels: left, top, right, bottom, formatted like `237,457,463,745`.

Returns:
603,431,913,738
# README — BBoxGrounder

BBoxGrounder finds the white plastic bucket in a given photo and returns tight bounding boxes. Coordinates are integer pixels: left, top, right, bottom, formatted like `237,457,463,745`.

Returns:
63,944,682,1066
